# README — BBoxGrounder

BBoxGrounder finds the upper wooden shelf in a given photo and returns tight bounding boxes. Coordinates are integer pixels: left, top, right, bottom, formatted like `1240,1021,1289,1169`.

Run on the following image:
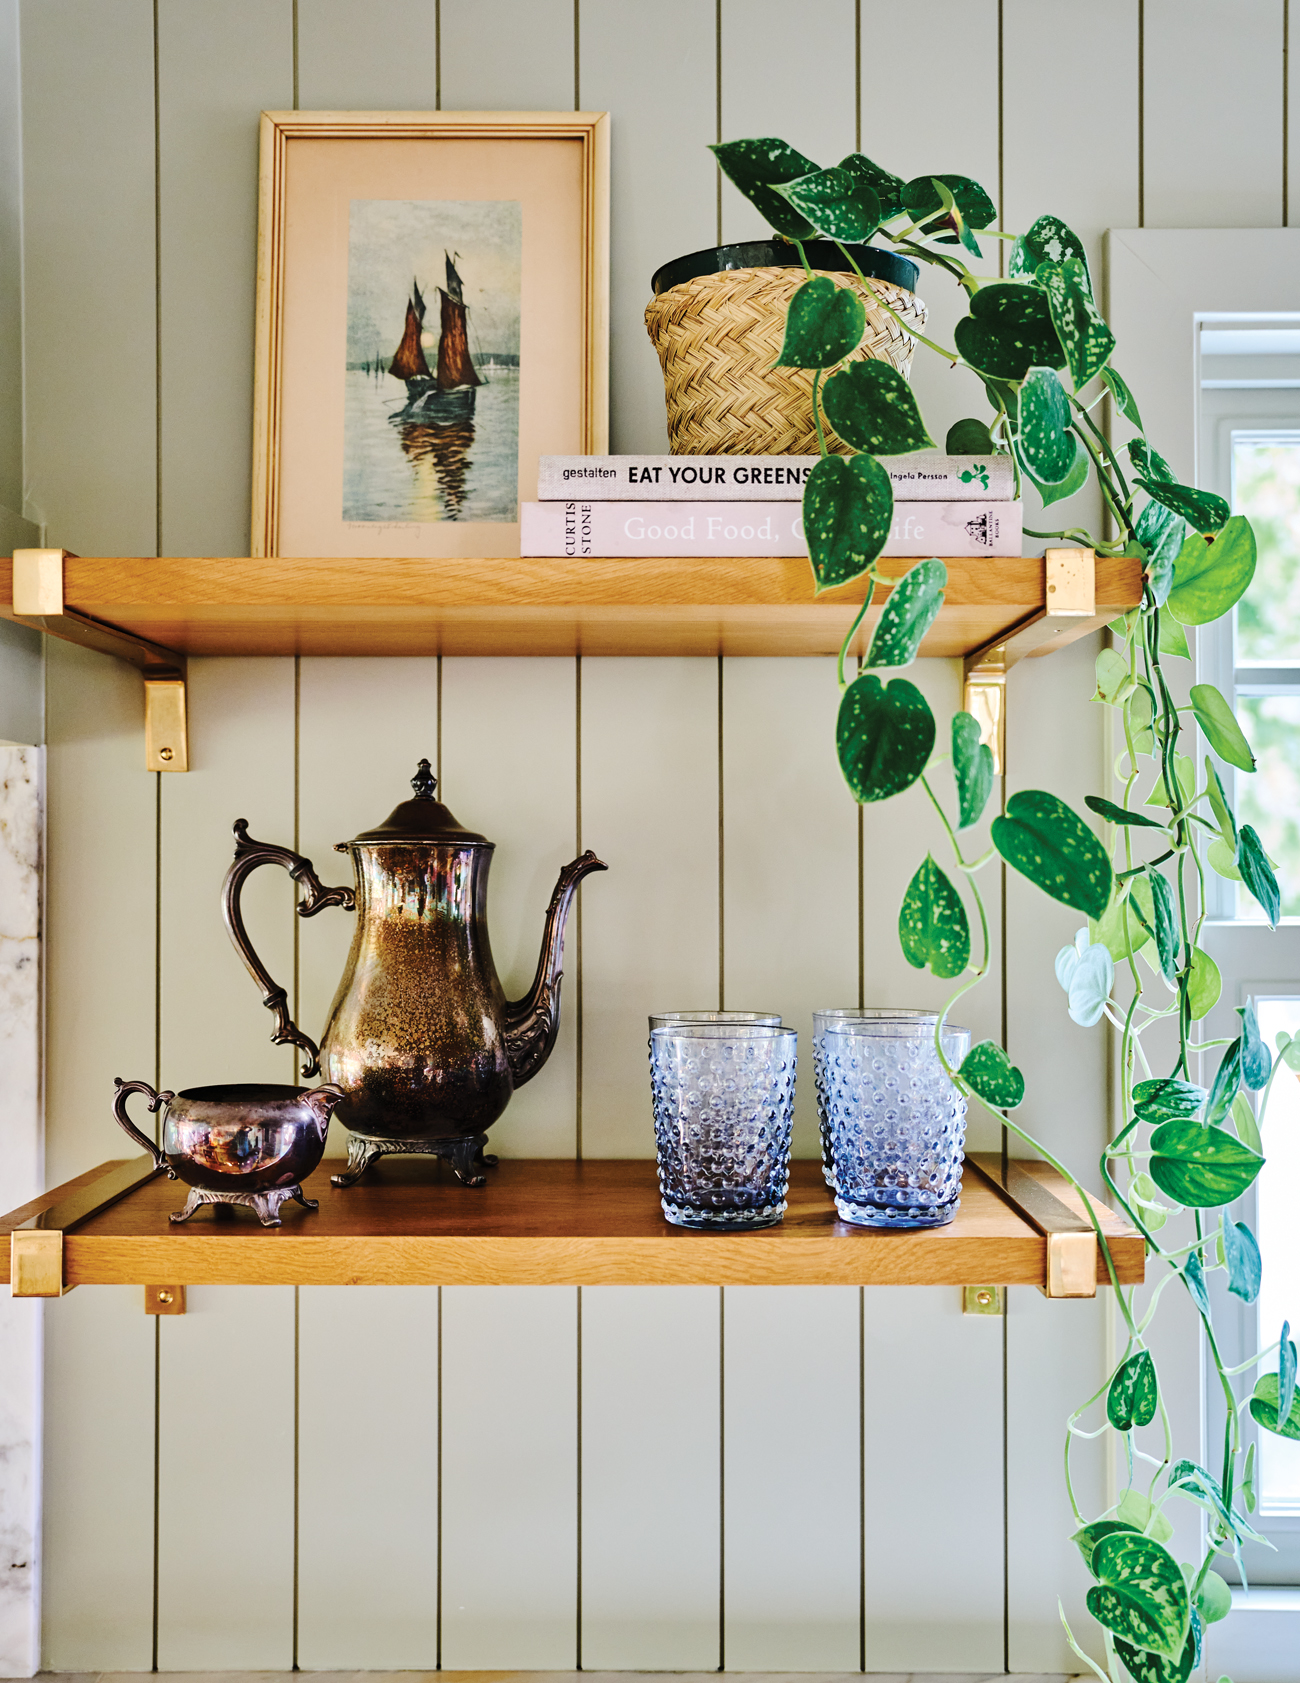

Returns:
3,1155,1143,1296
2,550,1141,663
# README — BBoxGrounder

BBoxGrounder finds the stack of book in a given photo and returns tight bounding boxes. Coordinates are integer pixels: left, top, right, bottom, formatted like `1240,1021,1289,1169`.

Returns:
521,452,1021,558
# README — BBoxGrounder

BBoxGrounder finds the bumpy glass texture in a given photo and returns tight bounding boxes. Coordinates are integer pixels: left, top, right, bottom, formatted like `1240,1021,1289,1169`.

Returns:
822,1020,971,1228
812,1009,938,1186
650,1026,796,1228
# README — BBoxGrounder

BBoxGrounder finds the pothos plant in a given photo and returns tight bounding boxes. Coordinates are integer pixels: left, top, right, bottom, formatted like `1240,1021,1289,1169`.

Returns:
710,136,1299,1683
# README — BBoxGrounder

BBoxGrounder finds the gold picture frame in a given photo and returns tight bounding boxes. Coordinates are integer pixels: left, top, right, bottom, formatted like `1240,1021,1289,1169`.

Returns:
251,109,610,558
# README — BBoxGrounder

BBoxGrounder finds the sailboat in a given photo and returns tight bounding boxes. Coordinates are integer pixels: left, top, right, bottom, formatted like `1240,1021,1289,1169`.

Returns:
388,255,481,422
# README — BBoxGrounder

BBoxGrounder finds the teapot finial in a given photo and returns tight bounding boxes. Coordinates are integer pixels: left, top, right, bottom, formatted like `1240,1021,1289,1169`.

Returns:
411,759,437,801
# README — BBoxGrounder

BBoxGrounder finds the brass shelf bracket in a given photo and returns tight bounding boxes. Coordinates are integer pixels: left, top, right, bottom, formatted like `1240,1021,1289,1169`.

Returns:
12,548,189,772
8,1156,164,1297
961,548,1098,775
966,1152,1099,1298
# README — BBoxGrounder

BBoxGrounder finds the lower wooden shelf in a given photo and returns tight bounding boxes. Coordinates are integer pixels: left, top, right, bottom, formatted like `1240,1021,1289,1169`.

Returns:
3,1155,1144,1295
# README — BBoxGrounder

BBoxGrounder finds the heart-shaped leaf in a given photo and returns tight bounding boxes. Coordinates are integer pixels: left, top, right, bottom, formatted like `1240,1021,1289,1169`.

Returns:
1149,871,1179,985
1009,213,1091,285
1133,1077,1206,1121
946,417,995,454
1209,837,1242,880
803,452,893,590
1102,365,1144,432
1096,649,1133,706
1282,1030,1300,1068
1230,1090,1263,1153
899,854,971,978
953,282,1065,381
1086,1532,1189,1663
1129,438,1175,483
1054,928,1114,1027
1250,1367,1300,1441
866,558,946,667
1238,824,1280,926
1281,1322,1297,1426
901,171,996,229
1136,498,1185,606
1187,947,1221,1020
1145,751,1195,811
1149,1119,1264,1207
838,152,904,218
1018,366,1077,481
1017,430,1087,508
952,710,993,828
1195,1572,1232,1627
1091,877,1156,964
1190,683,1256,772
1167,1459,1263,1545
1037,258,1115,388
710,137,821,239
1114,1615,1201,1683
777,164,882,242
1129,1169,1171,1233
1138,478,1231,536
1108,1349,1159,1430
1205,1038,1242,1126
1222,1216,1261,1303
1184,1251,1211,1315
776,276,867,369
1238,1002,1272,1089
1085,796,1164,829
1206,758,1237,848
992,790,1113,918
1166,516,1257,623
959,1039,1025,1109
1073,1518,1139,1573
1116,1488,1174,1544
822,359,936,456
836,673,935,803
1159,615,1191,659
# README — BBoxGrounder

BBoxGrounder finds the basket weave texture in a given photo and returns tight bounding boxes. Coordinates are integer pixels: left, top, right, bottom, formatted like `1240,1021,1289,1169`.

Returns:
644,265,928,457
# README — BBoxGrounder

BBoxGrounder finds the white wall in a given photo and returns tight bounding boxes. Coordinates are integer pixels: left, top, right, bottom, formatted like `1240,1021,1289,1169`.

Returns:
9,0,1288,1673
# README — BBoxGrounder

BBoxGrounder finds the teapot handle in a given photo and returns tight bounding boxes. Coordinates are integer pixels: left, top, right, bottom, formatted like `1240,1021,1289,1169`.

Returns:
111,1078,177,1177
221,820,356,1078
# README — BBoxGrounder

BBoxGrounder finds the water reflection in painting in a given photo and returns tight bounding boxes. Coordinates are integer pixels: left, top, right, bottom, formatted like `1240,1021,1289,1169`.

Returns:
344,199,521,524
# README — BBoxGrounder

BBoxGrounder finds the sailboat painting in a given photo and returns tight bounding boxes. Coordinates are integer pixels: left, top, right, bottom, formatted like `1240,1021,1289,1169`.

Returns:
344,198,521,523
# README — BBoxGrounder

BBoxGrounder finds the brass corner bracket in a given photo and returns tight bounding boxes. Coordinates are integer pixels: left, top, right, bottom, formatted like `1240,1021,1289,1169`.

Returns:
12,548,189,772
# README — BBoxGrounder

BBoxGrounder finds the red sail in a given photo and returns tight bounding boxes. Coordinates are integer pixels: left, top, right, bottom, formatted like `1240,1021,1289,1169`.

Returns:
436,290,481,390
389,300,430,381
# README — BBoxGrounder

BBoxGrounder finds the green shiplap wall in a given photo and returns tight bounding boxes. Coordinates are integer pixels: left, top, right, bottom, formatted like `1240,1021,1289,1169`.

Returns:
20,0,1289,1672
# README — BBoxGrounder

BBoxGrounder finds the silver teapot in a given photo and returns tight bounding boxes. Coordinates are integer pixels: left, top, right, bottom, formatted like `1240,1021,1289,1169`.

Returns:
223,760,606,1187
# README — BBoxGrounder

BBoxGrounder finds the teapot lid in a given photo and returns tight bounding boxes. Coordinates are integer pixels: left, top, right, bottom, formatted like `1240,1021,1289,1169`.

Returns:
348,759,490,845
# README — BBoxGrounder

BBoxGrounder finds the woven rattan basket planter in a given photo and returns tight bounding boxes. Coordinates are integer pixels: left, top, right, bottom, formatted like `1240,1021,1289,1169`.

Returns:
645,240,926,457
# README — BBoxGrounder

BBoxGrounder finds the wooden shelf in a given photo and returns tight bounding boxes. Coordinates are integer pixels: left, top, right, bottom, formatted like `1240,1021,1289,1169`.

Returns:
3,1155,1144,1296
2,550,1141,662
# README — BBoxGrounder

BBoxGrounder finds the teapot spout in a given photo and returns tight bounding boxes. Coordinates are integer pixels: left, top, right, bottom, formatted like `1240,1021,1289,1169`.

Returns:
504,850,608,1087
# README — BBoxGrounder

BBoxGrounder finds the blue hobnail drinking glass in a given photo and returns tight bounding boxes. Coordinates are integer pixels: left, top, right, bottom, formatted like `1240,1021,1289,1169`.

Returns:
812,1009,938,1186
822,1016,971,1228
650,1023,797,1229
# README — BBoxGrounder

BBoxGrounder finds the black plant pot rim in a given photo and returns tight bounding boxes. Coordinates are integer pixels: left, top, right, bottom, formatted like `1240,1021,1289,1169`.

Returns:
650,239,919,297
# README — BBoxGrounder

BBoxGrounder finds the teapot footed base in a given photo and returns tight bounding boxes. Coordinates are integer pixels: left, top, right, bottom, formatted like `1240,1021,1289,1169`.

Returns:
169,1183,318,1228
330,1131,497,1190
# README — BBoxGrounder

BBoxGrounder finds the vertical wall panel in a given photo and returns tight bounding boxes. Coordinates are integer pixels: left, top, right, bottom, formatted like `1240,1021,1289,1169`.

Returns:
1145,0,1284,228
441,658,578,1157
440,1285,577,1667
581,1285,720,1668
156,1285,296,1669
297,0,438,107
155,658,297,1667
440,0,573,109
579,0,716,454
580,657,717,1159
719,0,856,243
722,657,855,1159
297,1285,441,1667
40,1288,154,1671
861,1287,1003,1671
158,0,293,556
40,641,156,1669
20,0,156,553
0,0,24,517
723,1286,859,1669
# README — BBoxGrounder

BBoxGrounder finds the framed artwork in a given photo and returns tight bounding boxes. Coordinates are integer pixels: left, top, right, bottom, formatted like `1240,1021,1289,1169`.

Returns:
251,110,609,558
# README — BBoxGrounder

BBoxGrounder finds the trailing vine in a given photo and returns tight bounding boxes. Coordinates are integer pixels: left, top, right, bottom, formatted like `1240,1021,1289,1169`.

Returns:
713,136,1298,1683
